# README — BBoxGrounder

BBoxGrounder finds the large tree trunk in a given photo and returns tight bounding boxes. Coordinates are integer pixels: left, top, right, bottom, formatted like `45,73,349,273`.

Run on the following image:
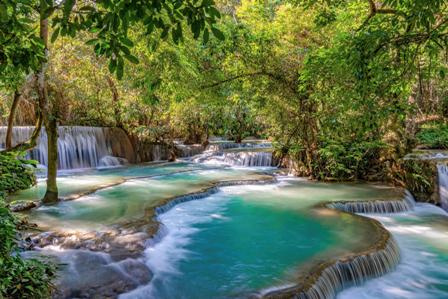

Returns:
5,91,21,150
38,5,59,204
44,116,59,202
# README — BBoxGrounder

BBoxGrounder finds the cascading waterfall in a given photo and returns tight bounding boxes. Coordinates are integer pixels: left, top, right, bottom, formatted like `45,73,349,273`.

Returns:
192,141,274,167
174,143,204,158
437,163,448,212
261,190,413,299
327,191,416,214
0,126,134,170
205,141,272,152
262,237,400,299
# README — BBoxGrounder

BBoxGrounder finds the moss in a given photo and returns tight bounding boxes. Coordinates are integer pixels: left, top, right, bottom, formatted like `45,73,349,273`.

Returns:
399,158,440,204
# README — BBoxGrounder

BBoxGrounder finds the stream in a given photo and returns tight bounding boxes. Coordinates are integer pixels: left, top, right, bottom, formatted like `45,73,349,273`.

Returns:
10,159,448,298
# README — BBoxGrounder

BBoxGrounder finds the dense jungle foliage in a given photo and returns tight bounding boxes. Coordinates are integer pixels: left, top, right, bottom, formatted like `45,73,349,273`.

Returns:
0,0,446,295
0,153,55,298
1,0,446,180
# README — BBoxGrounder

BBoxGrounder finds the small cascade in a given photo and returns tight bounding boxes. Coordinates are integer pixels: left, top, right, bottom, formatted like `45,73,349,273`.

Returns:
174,143,204,158
154,177,276,215
192,140,274,167
0,126,134,170
98,156,129,168
437,163,448,212
205,141,272,152
262,237,400,299
327,191,416,214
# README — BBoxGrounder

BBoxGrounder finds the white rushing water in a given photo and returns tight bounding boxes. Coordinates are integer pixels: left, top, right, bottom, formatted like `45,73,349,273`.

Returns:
0,126,130,170
338,203,448,299
437,164,448,212
191,141,274,167
119,191,231,299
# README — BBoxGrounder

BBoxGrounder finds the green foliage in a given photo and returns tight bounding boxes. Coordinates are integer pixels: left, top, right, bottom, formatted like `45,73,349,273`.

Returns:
0,153,54,298
416,122,448,149
314,140,386,180
0,200,55,299
0,152,37,194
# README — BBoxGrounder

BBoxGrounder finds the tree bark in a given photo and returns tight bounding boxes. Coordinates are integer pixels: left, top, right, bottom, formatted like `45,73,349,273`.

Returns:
39,3,59,204
4,110,43,153
4,74,38,151
106,75,123,128
44,115,59,203
5,90,21,150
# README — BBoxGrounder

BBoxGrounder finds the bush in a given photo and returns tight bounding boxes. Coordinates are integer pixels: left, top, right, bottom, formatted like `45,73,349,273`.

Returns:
0,200,55,298
314,140,386,180
0,154,55,298
416,122,448,149
0,152,37,194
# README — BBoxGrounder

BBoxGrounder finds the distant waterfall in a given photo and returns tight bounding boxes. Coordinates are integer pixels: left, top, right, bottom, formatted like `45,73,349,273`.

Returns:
327,191,416,214
191,141,274,167
174,143,204,158
437,164,448,211
0,126,134,170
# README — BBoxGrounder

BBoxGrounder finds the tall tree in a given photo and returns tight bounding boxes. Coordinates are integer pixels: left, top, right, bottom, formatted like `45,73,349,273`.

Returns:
2,0,223,203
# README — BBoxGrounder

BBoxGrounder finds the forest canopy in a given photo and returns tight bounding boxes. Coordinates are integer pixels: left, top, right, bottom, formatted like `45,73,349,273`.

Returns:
0,0,447,181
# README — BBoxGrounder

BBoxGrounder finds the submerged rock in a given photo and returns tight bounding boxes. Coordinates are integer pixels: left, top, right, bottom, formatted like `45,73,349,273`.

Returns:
51,250,152,299
9,200,37,212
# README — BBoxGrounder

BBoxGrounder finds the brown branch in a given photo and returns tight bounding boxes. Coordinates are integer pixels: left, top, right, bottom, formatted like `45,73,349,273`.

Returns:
358,0,401,31
201,70,298,94
200,71,265,89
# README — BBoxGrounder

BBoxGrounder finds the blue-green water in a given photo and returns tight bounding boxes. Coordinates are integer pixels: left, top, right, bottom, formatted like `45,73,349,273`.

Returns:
339,203,448,299
121,180,395,299
16,164,448,299
23,166,269,232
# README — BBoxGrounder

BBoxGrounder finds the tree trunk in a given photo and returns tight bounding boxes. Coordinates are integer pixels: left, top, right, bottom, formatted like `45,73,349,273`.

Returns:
106,75,123,128
44,116,59,203
5,90,21,150
4,110,43,153
38,4,59,203
4,75,38,151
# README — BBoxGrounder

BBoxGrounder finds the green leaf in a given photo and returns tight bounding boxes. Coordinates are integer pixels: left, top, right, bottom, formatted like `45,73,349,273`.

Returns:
108,58,117,73
124,54,139,64
120,37,134,47
117,56,124,80
50,27,60,43
85,38,98,46
211,27,224,40
203,28,209,44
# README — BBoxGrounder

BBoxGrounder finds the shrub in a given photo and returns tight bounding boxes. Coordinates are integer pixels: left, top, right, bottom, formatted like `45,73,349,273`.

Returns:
416,122,448,149
0,200,55,298
0,152,37,194
0,154,55,298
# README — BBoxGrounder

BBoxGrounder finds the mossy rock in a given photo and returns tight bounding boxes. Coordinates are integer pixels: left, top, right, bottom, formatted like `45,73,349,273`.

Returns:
400,157,447,205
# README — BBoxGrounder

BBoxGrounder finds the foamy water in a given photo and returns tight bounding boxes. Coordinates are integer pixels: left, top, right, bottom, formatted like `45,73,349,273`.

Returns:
338,204,448,299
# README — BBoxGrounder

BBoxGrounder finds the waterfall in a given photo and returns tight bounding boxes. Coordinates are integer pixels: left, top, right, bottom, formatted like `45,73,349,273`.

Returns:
205,141,272,152
327,191,416,214
192,140,273,167
437,163,448,211
174,143,204,158
262,237,400,299
0,126,134,170
193,151,273,167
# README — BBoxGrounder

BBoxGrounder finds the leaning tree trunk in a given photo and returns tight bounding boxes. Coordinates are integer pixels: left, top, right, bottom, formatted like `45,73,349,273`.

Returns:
4,74,38,151
38,6,58,203
5,90,21,150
